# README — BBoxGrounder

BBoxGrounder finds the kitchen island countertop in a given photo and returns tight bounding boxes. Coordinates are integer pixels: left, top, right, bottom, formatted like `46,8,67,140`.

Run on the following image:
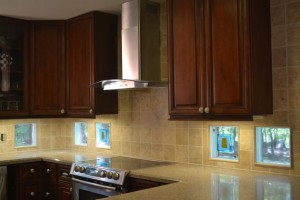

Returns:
0,150,299,200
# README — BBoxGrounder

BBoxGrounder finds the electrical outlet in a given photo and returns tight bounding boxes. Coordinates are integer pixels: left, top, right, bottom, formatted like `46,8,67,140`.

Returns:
0,133,7,142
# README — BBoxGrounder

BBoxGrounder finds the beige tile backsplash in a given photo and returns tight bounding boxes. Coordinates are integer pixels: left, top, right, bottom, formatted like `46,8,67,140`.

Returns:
0,1,300,177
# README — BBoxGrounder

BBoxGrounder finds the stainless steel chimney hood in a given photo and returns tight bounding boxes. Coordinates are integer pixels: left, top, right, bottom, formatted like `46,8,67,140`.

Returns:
92,0,167,90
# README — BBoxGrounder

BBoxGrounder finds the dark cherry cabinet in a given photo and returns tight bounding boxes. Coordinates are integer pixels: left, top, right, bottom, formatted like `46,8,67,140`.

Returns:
43,162,58,199
57,164,73,200
168,0,273,120
8,162,42,200
58,181,72,200
30,21,66,117
66,11,118,117
21,182,42,200
0,16,29,118
1,11,118,119
8,161,72,200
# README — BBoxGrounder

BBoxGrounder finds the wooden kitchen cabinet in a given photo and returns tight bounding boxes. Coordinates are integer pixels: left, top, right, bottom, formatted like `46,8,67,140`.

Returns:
21,181,42,200
58,181,73,200
30,21,66,117
66,11,118,117
57,164,73,200
0,16,29,118
7,162,43,200
8,161,72,200
168,0,273,120
43,162,58,199
0,11,118,119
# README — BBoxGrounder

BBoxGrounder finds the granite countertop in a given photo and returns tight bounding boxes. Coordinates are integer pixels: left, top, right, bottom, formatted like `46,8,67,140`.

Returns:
0,150,299,200
0,150,100,165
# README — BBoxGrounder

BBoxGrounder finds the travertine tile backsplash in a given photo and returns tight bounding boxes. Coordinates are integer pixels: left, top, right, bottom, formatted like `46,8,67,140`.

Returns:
0,0,300,177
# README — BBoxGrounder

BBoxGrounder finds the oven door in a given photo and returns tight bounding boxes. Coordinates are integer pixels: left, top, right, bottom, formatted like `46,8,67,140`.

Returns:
72,178,122,200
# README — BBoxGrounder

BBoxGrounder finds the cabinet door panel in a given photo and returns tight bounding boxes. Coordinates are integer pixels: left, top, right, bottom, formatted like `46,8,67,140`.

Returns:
30,21,65,116
67,16,93,116
20,181,41,200
66,12,118,117
206,0,251,115
20,162,42,180
169,0,204,116
58,181,72,200
0,16,29,118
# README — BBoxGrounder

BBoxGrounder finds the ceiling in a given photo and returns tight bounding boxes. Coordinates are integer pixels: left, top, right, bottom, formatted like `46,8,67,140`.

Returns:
0,0,163,20
0,0,124,20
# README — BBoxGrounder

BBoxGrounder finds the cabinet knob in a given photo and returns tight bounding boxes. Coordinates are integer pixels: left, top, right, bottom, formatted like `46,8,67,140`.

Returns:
30,168,35,173
204,107,209,114
62,172,69,177
198,107,204,113
30,192,35,196
89,109,93,114
70,187,72,192
46,168,51,173
46,192,51,196
61,109,65,114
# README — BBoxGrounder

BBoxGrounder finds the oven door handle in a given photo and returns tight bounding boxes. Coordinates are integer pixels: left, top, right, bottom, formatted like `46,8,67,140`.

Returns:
72,178,118,191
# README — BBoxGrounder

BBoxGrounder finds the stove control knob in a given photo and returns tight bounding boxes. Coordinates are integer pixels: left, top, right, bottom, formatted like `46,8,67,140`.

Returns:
74,165,80,172
79,166,86,173
107,171,113,179
113,172,120,180
99,170,107,178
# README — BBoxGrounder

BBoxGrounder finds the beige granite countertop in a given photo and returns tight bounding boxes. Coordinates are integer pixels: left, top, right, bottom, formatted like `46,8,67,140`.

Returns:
0,150,102,165
0,150,299,200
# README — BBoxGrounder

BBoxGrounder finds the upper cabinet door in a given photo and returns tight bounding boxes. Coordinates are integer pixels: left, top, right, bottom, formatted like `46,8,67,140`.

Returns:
66,12,118,117
30,21,66,116
66,14,94,117
0,16,29,118
168,0,207,118
205,0,251,117
168,0,272,120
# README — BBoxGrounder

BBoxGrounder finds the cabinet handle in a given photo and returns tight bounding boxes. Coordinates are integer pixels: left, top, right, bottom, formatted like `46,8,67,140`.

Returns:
46,192,51,196
30,168,35,173
204,107,209,114
62,172,69,177
46,168,51,173
198,107,204,113
30,192,35,196
70,187,72,192
89,109,93,114
61,109,65,114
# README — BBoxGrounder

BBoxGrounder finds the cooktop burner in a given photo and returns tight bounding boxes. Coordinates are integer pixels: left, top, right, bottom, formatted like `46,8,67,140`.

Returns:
70,156,169,186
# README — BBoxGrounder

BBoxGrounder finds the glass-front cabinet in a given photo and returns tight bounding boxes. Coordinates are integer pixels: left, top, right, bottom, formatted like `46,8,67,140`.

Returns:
0,16,29,117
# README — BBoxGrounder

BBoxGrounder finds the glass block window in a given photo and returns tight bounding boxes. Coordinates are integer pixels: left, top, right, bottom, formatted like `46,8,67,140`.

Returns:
74,122,88,146
96,123,111,149
255,126,291,167
210,126,239,161
14,123,36,147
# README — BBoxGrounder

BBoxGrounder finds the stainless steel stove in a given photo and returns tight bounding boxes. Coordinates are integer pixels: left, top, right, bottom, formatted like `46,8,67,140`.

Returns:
70,156,169,200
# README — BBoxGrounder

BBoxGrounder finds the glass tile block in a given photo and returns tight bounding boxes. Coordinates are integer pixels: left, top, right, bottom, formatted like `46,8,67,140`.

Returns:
210,126,238,161
74,122,88,146
14,123,36,147
255,126,291,167
96,122,111,149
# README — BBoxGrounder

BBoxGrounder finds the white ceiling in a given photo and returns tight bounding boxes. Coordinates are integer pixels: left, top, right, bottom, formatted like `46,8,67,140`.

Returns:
0,0,164,20
0,0,133,20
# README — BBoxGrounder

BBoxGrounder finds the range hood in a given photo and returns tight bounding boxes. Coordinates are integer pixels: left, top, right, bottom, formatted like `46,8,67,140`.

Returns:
92,0,167,90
